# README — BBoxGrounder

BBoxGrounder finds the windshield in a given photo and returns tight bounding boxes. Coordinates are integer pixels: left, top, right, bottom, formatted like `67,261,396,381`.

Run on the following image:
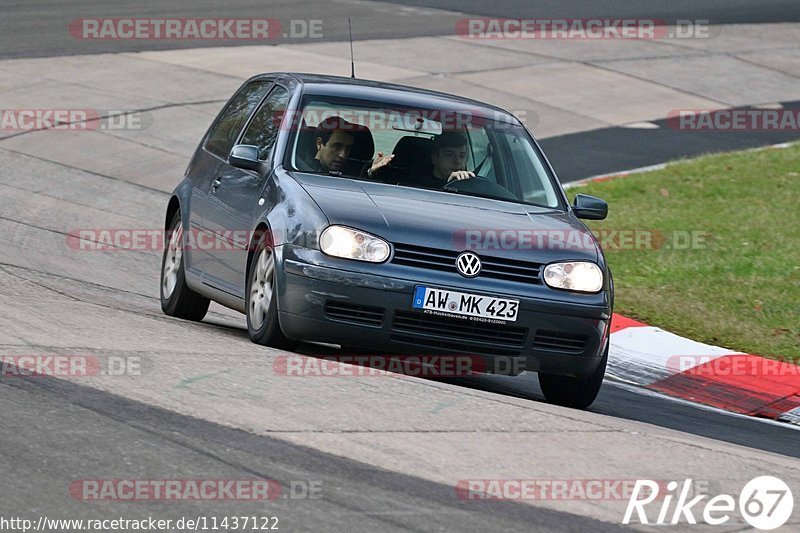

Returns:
285,95,563,209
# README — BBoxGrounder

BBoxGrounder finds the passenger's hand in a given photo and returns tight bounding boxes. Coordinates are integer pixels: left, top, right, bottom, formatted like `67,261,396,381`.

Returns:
447,170,475,182
368,152,394,176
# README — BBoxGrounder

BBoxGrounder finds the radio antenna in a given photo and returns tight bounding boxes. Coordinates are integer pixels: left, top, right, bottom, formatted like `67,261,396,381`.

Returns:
348,18,356,78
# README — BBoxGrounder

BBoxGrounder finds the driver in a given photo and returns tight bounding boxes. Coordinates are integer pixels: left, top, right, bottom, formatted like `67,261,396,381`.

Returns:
429,130,475,183
367,130,474,187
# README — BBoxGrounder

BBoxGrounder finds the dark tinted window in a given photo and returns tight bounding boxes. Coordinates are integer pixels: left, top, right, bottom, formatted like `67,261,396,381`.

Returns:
241,85,290,161
205,81,271,158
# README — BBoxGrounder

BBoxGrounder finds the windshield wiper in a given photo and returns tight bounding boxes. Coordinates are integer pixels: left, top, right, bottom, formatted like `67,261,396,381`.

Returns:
296,169,378,182
296,169,347,177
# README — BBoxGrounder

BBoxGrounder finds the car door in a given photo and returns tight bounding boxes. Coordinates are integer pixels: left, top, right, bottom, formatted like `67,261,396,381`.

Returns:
202,83,291,296
184,149,223,279
189,79,273,284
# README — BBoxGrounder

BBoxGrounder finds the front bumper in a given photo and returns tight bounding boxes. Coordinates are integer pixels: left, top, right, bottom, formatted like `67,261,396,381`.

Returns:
276,246,611,378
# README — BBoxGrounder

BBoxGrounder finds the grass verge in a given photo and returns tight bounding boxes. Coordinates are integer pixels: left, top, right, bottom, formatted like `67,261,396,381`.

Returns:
570,143,800,361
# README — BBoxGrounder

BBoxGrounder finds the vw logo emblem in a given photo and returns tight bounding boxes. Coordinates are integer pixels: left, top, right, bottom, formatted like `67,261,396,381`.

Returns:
456,251,482,278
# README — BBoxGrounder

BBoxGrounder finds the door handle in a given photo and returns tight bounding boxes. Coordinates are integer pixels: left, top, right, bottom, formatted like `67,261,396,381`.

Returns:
211,178,221,191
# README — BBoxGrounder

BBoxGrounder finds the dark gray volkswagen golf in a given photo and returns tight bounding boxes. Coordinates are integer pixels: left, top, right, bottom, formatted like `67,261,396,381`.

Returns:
161,73,613,408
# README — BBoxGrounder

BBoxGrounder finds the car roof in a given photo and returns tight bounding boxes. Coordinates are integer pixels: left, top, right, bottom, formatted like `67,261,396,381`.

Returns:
250,72,521,125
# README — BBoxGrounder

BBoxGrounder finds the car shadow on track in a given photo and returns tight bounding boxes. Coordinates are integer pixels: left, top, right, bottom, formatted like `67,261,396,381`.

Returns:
200,315,559,405
194,316,800,458
291,343,800,458
294,339,551,401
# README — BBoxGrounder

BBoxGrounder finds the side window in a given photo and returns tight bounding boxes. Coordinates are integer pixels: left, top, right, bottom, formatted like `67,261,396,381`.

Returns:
205,81,272,159
240,85,291,161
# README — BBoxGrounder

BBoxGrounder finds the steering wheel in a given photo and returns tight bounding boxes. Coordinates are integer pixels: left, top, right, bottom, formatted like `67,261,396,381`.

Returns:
442,173,519,201
443,173,489,190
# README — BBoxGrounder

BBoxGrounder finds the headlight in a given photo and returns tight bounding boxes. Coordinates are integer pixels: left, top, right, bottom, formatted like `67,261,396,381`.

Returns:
319,225,390,262
543,262,603,293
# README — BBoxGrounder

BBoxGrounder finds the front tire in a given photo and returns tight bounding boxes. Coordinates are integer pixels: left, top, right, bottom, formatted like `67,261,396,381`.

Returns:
538,340,608,409
160,211,210,321
245,235,295,349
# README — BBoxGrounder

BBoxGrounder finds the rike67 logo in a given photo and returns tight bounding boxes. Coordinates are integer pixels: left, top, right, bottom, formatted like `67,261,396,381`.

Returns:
623,476,793,529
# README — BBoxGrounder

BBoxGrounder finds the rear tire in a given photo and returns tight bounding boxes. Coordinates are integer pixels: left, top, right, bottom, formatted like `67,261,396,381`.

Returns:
160,211,210,321
538,340,608,409
245,234,295,350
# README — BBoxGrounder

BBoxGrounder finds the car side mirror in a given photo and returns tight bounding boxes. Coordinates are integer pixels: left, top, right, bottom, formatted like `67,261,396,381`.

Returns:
229,144,261,172
573,194,608,220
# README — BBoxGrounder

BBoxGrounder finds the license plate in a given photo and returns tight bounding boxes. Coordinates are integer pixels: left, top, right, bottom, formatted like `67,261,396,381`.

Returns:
412,286,519,322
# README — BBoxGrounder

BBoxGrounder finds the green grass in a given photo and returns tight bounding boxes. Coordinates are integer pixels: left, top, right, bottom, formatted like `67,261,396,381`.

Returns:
571,143,800,361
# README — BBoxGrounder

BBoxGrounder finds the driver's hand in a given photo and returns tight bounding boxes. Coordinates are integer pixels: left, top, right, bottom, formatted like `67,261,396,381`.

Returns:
368,152,394,176
447,170,475,183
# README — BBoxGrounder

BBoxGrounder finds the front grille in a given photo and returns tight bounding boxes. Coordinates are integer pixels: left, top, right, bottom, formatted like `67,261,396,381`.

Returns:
392,243,542,284
532,330,589,353
390,333,522,356
392,310,528,353
324,301,385,327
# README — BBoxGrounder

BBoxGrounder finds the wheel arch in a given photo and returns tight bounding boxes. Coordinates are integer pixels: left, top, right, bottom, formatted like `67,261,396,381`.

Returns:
165,196,181,230
246,221,274,289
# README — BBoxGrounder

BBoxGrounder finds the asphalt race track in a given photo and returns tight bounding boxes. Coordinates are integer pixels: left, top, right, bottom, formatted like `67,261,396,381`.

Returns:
386,0,800,25
3,0,799,59
541,100,800,182
2,1,799,531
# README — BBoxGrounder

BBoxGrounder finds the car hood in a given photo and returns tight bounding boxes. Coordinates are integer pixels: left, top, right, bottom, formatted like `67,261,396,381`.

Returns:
292,173,599,263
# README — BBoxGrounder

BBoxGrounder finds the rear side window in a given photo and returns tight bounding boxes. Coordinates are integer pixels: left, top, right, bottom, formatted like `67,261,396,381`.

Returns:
241,85,291,161
205,81,271,159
